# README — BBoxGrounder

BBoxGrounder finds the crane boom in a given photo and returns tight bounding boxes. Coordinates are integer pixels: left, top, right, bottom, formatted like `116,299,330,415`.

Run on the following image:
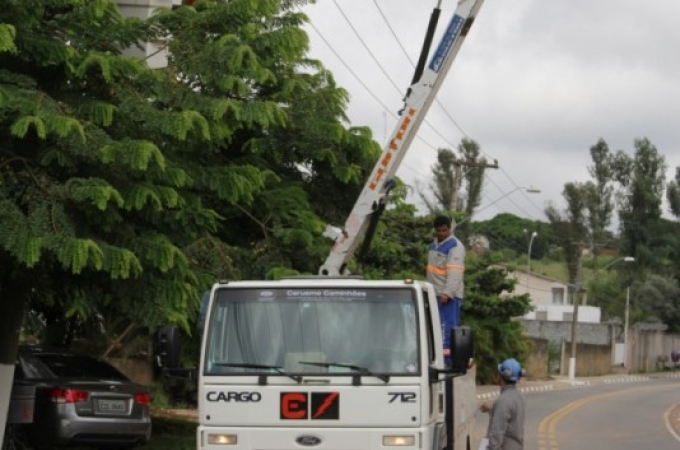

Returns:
319,0,487,276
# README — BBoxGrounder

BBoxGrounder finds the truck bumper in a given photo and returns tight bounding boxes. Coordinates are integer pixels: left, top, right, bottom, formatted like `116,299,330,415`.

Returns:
197,426,432,450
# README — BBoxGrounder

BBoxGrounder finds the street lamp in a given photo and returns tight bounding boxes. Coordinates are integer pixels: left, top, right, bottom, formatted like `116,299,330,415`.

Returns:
457,187,541,226
568,255,635,380
523,229,538,290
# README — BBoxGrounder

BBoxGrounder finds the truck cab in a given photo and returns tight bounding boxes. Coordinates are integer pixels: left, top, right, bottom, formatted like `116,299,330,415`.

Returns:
193,278,475,450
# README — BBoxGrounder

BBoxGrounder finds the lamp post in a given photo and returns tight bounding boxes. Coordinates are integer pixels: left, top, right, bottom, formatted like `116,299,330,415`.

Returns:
523,229,538,290
568,255,635,380
624,285,630,369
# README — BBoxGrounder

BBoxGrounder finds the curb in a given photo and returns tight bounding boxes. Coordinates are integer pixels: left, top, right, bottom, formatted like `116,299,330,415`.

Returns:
477,385,555,400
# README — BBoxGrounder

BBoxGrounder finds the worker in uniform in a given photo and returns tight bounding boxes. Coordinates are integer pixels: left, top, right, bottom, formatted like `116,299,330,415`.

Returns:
479,358,526,450
426,215,465,363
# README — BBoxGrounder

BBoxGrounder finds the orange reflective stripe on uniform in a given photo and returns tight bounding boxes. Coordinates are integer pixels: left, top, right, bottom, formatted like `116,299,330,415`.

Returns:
447,264,465,273
427,265,447,275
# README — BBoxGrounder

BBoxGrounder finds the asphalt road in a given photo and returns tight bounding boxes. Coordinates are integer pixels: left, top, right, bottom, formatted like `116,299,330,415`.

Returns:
474,376,680,450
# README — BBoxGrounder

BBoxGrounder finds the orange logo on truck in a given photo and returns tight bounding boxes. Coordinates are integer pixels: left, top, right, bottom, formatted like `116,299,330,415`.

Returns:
280,392,340,420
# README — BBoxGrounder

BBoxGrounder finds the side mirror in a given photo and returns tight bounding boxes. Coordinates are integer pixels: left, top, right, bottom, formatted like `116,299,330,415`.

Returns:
449,326,473,374
155,325,181,369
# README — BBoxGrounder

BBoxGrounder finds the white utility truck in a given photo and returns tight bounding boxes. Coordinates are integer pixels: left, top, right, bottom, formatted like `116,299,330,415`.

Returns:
193,278,477,450
158,1,488,449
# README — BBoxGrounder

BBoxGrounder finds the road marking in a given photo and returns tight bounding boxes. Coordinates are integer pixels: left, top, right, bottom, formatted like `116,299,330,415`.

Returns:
537,383,678,450
664,404,680,442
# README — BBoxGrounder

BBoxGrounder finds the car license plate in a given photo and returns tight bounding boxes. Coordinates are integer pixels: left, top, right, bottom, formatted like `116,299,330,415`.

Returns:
98,399,127,414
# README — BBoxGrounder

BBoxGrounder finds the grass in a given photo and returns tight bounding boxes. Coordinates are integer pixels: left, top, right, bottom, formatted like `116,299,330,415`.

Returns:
511,255,626,284
506,257,570,281
527,260,570,281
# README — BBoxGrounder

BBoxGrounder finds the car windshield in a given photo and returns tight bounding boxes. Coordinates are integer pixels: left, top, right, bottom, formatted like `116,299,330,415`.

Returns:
31,354,128,380
204,287,419,376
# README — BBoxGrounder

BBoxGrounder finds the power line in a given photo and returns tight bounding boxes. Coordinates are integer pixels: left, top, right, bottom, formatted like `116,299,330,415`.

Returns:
305,1,544,220
328,0,464,151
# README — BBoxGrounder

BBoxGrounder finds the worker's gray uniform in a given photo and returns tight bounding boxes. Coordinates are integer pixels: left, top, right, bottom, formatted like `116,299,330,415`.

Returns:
486,384,525,450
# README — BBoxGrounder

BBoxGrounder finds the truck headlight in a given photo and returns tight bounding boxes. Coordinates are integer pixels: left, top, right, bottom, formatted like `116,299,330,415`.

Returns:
207,433,238,445
383,435,416,446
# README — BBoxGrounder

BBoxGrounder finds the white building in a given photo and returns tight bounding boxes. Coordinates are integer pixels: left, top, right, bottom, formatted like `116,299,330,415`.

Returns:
506,269,601,323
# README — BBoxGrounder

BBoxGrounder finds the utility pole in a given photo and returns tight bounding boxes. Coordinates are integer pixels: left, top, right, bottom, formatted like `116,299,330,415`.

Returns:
450,158,499,211
568,252,583,380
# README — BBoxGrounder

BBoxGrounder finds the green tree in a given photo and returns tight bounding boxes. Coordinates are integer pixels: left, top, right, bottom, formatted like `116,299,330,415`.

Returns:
459,138,487,221
545,183,589,297
635,274,680,332
462,255,533,384
471,213,553,259
667,167,680,218
419,148,458,213
584,138,615,264
418,138,490,220
0,0,220,349
156,0,380,279
1,0,379,352
612,138,666,267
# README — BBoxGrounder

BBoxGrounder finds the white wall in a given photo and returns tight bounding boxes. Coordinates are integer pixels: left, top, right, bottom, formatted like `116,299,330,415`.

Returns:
524,305,601,323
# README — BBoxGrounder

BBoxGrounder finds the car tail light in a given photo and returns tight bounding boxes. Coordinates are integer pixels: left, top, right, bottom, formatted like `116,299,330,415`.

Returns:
48,388,89,403
134,392,150,406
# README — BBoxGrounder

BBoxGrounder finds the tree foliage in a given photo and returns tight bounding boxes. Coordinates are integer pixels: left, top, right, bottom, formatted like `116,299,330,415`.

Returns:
418,138,489,220
562,137,680,332
462,255,533,384
545,182,588,289
0,0,210,340
0,0,379,350
585,138,615,259
612,138,666,267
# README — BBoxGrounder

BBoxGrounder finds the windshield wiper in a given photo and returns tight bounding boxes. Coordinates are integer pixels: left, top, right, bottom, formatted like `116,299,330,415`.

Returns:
299,361,390,384
215,363,302,384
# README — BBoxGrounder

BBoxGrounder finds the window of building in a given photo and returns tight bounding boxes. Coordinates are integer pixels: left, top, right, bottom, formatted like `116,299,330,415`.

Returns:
552,287,564,305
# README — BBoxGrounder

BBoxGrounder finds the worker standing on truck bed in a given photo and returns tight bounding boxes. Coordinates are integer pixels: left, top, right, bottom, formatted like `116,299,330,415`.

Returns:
426,215,466,362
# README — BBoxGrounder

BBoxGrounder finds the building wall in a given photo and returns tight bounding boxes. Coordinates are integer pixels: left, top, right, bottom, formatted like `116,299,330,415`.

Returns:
560,341,613,377
518,319,612,346
525,338,549,380
628,327,680,372
510,272,561,307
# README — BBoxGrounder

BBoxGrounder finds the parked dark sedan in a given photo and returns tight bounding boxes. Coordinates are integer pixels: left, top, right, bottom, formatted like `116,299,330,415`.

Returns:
10,345,151,449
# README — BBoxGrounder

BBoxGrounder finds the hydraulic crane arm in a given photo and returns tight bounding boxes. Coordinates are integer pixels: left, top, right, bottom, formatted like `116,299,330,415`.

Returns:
319,0,487,276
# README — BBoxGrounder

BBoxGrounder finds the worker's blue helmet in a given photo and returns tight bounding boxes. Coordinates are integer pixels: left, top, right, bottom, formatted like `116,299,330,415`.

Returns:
497,358,522,383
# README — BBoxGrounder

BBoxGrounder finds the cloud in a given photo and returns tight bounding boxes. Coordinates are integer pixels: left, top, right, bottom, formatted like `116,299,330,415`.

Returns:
302,0,680,222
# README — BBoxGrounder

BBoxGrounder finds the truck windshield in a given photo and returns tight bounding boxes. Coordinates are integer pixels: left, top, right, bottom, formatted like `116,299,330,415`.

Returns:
204,287,419,376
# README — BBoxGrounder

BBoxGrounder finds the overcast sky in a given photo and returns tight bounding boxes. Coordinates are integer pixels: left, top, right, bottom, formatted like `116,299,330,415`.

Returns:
301,0,680,226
